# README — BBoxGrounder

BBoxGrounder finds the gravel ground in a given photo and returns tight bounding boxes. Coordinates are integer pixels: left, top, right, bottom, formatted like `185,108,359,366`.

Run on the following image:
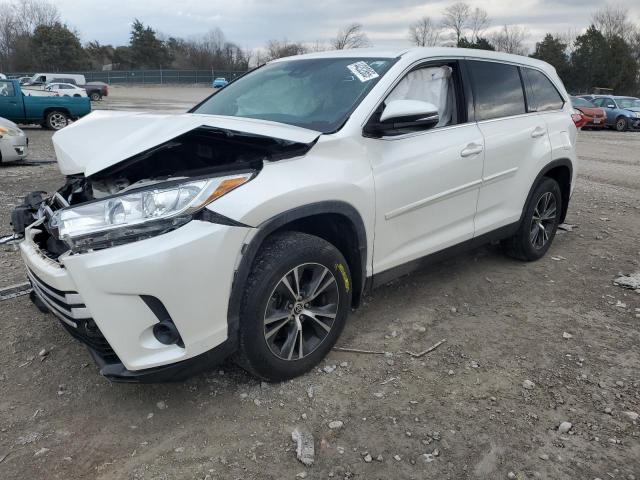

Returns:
0,97,639,480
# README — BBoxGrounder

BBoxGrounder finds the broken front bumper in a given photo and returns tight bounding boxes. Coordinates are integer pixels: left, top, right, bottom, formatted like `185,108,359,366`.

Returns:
20,217,251,382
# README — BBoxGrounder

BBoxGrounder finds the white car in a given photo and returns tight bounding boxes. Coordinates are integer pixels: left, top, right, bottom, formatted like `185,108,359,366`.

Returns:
15,47,577,383
45,82,88,97
0,117,28,162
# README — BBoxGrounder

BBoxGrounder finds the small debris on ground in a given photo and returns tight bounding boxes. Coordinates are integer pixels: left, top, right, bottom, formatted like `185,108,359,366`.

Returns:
522,380,536,390
558,421,572,434
291,426,315,466
614,273,640,291
328,420,343,430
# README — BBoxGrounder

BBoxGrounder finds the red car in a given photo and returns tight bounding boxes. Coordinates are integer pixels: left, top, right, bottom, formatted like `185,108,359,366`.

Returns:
570,96,606,129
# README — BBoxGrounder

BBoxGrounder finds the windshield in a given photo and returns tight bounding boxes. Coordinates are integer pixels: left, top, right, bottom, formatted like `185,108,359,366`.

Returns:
571,97,596,107
617,97,640,109
193,57,395,133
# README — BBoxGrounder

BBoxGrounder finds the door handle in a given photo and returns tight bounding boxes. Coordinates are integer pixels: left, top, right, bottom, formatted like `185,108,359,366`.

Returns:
460,143,483,157
531,126,546,138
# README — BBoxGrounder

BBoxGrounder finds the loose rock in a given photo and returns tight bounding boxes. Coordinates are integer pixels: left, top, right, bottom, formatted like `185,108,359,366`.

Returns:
291,426,315,466
558,422,572,434
623,411,639,422
328,420,344,429
522,380,536,390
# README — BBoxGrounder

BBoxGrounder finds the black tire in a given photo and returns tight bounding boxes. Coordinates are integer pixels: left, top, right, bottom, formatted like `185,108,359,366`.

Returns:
90,92,101,101
502,177,562,261
235,231,352,381
45,111,69,130
615,117,628,132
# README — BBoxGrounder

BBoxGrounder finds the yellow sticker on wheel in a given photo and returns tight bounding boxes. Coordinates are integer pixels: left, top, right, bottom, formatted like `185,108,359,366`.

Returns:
336,263,350,292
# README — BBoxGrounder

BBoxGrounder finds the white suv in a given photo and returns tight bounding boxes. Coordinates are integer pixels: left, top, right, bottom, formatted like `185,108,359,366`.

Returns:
15,48,577,383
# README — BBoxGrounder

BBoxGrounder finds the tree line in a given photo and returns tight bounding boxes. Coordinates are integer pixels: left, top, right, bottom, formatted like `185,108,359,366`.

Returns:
0,0,638,95
409,2,640,95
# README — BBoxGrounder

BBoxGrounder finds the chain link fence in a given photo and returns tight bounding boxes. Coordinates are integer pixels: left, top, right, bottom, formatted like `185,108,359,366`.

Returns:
7,69,248,85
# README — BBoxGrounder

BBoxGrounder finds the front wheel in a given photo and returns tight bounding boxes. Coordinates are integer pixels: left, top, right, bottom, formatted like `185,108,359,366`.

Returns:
45,111,69,130
236,232,352,381
616,117,628,132
501,177,562,261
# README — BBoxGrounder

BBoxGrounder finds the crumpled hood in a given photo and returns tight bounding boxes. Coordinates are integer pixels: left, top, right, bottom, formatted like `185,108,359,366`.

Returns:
52,111,322,177
625,107,640,114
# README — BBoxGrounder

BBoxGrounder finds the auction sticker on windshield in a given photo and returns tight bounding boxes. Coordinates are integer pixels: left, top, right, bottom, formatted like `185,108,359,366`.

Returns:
347,61,380,82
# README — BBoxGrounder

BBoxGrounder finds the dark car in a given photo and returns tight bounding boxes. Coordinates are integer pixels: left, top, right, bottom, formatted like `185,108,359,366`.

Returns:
84,81,109,101
590,95,640,131
570,96,606,129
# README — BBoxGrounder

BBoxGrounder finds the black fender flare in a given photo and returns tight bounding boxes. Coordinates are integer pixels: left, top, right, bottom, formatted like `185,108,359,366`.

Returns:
226,201,368,343
519,158,574,225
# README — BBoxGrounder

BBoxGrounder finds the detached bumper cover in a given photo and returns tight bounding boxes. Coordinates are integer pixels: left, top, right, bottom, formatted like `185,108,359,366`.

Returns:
20,217,251,382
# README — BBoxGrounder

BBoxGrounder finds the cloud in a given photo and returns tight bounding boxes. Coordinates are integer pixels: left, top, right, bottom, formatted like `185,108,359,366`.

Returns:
55,0,640,50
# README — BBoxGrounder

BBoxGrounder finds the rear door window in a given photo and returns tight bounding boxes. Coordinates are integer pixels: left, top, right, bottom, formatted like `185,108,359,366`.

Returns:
523,68,564,111
467,60,526,121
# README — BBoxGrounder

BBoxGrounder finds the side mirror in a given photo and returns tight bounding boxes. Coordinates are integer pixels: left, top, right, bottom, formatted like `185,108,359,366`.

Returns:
364,99,439,136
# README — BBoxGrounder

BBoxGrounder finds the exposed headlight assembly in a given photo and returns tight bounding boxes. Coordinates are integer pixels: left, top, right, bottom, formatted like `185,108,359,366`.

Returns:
51,173,252,252
0,125,22,137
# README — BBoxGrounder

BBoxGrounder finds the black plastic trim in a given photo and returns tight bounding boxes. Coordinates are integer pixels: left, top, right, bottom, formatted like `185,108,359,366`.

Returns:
520,158,573,225
194,209,249,227
370,222,519,288
89,338,237,383
140,295,184,348
226,201,368,341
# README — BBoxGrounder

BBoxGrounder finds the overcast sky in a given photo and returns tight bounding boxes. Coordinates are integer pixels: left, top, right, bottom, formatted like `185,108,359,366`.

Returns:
55,0,640,51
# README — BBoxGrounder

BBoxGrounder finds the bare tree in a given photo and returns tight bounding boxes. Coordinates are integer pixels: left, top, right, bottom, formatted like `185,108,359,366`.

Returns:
0,0,60,71
408,16,441,47
331,23,370,50
490,25,528,55
12,0,59,34
559,28,580,56
265,39,307,61
591,4,636,42
469,7,490,42
441,2,471,44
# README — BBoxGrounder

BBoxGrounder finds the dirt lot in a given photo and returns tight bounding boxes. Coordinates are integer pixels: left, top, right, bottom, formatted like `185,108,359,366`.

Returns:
0,96,639,480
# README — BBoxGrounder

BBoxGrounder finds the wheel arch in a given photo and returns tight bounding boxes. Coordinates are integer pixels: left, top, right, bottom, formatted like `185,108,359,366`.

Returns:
43,107,71,119
521,159,573,225
227,201,368,342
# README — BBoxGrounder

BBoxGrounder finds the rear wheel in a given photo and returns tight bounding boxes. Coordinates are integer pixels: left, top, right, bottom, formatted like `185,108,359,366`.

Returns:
236,232,352,381
616,117,628,132
502,177,562,261
45,111,68,130
89,92,101,101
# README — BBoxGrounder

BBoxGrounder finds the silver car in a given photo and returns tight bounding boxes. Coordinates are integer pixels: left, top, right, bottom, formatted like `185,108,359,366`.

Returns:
0,117,28,162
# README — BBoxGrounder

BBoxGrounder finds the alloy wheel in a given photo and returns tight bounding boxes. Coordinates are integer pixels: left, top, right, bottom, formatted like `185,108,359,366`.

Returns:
529,192,557,249
263,263,339,361
49,113,68,130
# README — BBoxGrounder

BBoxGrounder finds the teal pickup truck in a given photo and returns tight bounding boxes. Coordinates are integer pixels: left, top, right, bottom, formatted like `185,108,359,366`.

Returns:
0,79,91,130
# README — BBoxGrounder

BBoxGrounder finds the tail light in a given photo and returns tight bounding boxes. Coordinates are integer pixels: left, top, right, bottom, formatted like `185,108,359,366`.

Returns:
571,109,586,129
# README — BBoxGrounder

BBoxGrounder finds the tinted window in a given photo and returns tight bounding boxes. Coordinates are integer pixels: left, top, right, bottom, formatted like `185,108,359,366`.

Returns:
468,61,526,121
525,69,564,111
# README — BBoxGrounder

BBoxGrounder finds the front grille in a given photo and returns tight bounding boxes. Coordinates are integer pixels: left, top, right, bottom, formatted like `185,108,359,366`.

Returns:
28,269,118,361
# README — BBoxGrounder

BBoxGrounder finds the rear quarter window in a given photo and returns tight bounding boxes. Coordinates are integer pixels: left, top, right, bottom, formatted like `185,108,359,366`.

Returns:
523,68,564,112
468,60,526,121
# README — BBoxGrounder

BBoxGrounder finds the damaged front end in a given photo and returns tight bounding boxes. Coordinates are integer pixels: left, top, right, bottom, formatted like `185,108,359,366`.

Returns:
12,120,318,259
